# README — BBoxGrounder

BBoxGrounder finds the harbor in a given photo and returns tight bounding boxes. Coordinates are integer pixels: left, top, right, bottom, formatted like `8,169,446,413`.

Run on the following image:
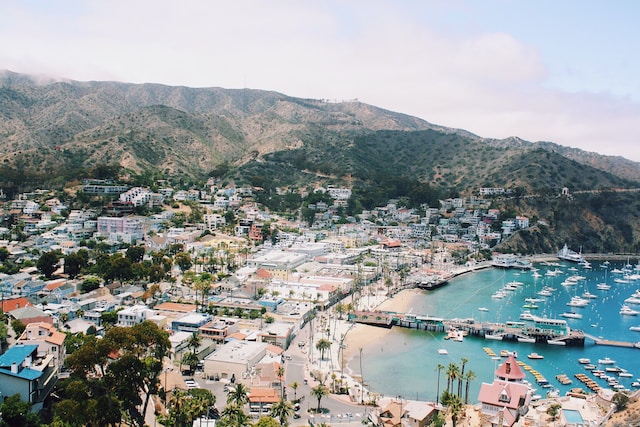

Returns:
348,258,640,403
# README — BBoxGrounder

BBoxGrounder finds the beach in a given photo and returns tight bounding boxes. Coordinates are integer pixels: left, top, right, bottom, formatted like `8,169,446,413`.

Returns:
341,288,422,366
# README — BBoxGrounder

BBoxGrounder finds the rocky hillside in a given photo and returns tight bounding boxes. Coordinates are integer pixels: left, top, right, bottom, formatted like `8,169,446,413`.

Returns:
2,70,640,254
2,69,640,187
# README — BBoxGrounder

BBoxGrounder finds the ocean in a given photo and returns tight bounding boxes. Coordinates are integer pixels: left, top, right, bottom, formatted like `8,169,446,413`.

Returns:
349,260,640,403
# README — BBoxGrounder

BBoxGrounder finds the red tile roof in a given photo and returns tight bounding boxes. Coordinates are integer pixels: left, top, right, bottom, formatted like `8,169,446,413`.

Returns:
1,297,32,312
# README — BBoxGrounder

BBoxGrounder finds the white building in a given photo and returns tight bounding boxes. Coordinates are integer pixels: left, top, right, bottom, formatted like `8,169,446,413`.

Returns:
203,340,268,382
117,305,157,327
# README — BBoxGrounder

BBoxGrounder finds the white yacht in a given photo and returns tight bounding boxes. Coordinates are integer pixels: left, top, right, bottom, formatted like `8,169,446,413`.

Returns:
519,310,535,321
620,305,639,316
560,311,583,319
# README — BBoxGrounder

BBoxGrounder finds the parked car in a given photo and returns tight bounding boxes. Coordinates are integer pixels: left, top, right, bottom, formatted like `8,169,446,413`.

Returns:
185,379,199,389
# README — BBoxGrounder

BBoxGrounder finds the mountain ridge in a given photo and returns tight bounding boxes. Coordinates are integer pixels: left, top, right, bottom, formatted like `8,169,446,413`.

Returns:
1,69,639,187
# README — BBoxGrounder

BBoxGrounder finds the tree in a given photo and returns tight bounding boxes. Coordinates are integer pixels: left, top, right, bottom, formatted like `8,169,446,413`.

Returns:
64,250,89,278
254,416,281,427
11,318,25,337
440,391,463,427
81,275,102,293
290,381,300,402
126,245,145,263
175,251,193,272
0,393,40,427
105,254,134,283
335,302,345,319
60,321,170,427
220,403,251,427
276,364,286,398
612,392,630,412
446,362,460,394
436,363,445,405
270,398,294,426
182,352,199,375
226,383,249,407
457,357,468,397
311,383,329,413
463,371,476,404
37,250,60,278
546,403,562,421
315,338,331,360
160,388,216,427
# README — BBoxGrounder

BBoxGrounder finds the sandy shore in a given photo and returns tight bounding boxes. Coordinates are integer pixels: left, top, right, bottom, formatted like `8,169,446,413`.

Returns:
342,288,423,364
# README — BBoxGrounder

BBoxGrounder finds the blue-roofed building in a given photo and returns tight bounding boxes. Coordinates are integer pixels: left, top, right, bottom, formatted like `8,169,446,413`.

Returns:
0,344,58,411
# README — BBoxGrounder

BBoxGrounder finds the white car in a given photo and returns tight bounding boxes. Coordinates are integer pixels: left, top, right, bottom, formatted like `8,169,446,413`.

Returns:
185,379,199,389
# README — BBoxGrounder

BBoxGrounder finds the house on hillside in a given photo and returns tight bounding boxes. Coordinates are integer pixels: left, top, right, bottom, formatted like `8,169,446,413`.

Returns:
15,322,66,371
0,344,58,411
370,398,438,427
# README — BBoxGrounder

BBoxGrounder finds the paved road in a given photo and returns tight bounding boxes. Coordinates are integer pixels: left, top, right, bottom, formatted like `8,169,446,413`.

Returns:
185,319,371,426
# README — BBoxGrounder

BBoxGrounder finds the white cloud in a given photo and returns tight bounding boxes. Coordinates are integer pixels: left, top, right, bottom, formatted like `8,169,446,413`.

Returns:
0,0,639,161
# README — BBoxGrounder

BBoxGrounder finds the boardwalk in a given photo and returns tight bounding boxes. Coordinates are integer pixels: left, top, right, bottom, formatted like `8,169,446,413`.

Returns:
583,332,640,348
349,311,639,349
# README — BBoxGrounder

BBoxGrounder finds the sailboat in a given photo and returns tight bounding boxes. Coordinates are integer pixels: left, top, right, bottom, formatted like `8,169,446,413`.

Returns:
597,266,611,290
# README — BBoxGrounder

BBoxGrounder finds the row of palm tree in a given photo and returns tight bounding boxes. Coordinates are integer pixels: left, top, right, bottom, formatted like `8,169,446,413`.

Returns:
435,358,477,427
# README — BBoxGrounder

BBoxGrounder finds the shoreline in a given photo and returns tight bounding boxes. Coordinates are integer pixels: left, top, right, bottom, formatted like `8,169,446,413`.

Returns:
341,288,423,368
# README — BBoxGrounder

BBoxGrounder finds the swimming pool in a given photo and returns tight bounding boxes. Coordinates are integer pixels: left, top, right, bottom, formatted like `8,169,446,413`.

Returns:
563,409,585,426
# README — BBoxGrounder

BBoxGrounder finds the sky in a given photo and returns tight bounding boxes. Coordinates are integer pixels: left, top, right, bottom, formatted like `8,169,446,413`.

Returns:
1,0,639,161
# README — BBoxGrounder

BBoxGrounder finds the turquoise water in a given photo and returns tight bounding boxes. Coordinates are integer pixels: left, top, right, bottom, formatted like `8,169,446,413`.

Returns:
349,260,640,403
563,409,585,424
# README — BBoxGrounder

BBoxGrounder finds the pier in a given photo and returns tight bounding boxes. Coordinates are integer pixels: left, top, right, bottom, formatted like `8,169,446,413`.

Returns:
583,332,640,349
349,311,639,349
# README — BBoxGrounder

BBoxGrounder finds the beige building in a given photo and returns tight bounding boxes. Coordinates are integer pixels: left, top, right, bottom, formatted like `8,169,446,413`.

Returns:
203,340,267,382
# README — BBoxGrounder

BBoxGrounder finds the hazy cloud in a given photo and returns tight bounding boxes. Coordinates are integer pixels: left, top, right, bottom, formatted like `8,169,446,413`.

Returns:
1,0,638,161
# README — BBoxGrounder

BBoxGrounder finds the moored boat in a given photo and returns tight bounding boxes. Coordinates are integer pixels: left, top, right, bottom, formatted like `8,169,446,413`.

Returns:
561,311,583,319
485,334,503,341
528,352,544,359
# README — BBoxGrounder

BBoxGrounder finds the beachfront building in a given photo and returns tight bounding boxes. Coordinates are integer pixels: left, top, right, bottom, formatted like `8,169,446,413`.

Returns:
477,355,531,426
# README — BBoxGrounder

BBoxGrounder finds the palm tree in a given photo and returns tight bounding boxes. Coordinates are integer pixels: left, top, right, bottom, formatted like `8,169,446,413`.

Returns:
276,364,286,398
446,363,460,395
289,381,299,402
463,371,476,404
187,331,201,354
315,338,331,360
359,347,365,404
448,394,464,427
221,403,251,427
226,382,249,407
436,363,445,405
310,384,329,413
335,302,345,319
270,398,294,426
458,357,468,398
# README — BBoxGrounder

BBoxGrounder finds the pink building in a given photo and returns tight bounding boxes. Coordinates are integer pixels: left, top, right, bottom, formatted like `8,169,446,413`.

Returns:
477,355,532,426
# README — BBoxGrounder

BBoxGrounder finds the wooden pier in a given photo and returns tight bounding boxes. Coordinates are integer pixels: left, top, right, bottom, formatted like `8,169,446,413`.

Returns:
349,311,639,349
